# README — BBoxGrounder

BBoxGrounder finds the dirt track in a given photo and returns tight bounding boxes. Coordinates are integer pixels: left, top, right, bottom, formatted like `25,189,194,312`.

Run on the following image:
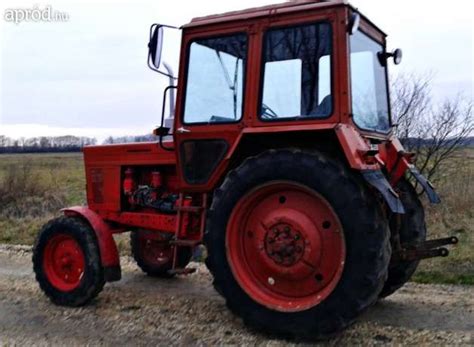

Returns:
0,245,472,345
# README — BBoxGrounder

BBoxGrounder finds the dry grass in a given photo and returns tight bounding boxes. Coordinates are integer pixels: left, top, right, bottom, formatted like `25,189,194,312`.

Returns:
0,151,472,284
0,163,65,218
0,153,85,244
412,149,474,284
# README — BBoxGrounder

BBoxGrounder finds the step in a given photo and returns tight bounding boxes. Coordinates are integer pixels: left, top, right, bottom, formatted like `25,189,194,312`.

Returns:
170,240,201,247
176,206,204,213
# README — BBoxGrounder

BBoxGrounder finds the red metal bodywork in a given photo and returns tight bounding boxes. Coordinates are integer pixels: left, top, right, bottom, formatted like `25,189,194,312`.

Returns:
65,1,416,277
378,137,415,185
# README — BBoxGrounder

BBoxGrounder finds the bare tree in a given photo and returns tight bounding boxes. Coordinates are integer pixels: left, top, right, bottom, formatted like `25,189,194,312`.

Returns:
39,137,51,148
391,72,433,141
104,136,115,144
0,136,8,147
391,73,474,182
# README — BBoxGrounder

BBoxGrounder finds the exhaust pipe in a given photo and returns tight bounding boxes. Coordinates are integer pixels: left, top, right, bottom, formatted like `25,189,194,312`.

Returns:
162,61,175,118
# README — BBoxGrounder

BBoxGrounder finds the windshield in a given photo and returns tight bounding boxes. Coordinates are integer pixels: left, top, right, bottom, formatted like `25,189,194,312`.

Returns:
183,34,247,124
350,30,390,132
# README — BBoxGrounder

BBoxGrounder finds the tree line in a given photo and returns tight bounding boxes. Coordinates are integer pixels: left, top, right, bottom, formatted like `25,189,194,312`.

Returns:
0,135,97,154
0,134,162,153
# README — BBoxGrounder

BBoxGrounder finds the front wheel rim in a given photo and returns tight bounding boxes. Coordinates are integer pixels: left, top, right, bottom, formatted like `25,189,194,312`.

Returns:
226,181,346,312
43,234,85,292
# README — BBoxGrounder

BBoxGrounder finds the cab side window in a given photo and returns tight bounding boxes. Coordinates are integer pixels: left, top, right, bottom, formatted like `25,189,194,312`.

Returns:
260,22,333,120
183,34,248,124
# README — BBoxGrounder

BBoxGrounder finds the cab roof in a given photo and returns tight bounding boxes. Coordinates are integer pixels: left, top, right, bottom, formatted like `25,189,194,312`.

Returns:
184,0,386,37
185,0,347,28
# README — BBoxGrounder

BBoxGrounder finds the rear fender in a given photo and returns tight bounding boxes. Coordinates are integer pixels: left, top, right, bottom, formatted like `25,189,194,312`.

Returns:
361,170,405,214
62,206,121,282
409,167,441,204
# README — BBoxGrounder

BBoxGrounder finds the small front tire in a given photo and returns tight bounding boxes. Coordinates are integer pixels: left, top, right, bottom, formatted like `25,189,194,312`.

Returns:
33,216,105,306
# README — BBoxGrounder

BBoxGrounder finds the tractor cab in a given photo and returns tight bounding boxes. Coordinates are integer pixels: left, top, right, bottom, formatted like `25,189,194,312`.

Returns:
148,0,409,192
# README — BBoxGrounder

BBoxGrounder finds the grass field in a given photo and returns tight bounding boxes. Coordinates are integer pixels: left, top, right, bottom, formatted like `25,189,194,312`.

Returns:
0,151,472,285
0,153,85,245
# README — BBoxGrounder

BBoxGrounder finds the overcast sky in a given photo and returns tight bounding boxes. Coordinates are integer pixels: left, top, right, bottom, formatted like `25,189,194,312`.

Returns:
1,0,473,141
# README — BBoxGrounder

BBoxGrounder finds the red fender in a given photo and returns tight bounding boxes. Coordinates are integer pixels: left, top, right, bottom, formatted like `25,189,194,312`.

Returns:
62,206,121,281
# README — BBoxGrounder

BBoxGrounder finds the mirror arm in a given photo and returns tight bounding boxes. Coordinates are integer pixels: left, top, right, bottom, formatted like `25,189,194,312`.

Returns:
148,23,179,38
158,85,178,152
155,23,179,30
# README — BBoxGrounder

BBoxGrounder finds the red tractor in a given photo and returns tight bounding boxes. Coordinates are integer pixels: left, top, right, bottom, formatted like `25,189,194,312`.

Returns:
33,0,457,339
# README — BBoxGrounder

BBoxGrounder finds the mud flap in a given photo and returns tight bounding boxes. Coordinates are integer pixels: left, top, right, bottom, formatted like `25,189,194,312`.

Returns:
361,170,405,214
409,167,441,204
104,265,122,282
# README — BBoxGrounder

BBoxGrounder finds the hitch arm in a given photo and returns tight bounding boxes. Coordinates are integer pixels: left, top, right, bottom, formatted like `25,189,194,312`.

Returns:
391,236,458,263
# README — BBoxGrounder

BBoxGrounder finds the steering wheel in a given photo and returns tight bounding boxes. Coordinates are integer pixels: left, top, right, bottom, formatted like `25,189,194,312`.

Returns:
261,103,278,120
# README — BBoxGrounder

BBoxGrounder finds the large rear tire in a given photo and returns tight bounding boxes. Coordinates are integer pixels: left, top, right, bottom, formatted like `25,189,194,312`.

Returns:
205,149,391,339
33,217,105,306
379,179,427,298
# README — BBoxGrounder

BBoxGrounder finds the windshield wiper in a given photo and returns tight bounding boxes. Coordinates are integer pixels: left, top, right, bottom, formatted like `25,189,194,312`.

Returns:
215,51,240,120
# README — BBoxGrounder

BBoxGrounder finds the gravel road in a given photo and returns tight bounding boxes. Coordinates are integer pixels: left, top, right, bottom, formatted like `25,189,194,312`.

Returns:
0,244,472,346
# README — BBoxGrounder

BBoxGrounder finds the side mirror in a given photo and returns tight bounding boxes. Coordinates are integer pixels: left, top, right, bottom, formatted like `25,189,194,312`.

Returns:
349,13,361,35
148,25,164,69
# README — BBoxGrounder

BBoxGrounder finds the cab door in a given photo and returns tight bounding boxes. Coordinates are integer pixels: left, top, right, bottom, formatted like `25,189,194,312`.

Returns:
173,25,255,192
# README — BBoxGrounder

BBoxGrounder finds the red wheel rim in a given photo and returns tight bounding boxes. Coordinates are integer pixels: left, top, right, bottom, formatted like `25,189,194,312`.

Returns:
43,234,85,292
226,181,346,312
138,236,173,268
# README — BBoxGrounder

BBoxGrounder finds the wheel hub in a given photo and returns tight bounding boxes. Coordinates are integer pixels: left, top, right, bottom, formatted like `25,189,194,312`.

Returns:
143,239,173,266
264,224,305,266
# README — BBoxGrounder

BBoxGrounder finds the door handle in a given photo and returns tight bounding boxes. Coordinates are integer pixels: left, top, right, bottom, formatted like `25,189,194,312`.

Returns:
176,127,191,133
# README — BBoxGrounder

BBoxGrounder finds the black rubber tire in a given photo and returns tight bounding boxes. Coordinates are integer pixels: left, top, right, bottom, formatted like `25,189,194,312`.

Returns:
32,216,105,307
130,231,192,278
204,149,391,340
379,179,427,298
